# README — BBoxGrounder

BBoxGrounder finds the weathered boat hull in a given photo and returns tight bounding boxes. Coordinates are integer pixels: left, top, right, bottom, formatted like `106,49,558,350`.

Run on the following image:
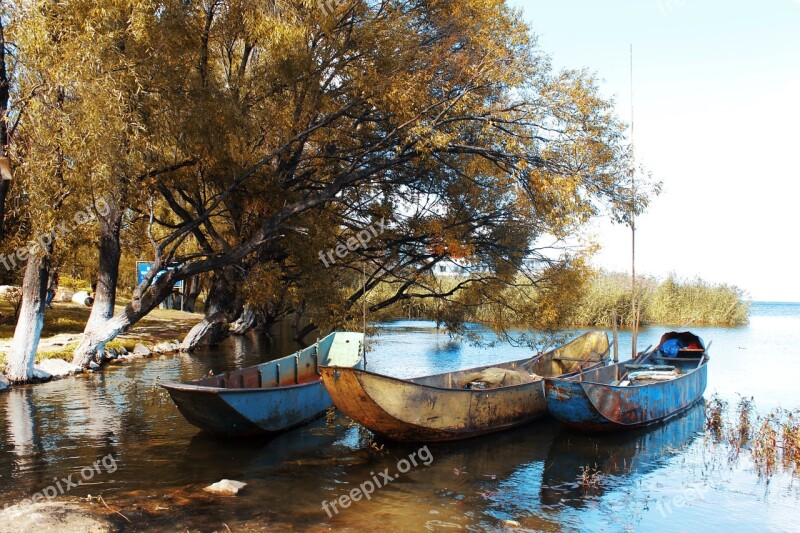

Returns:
320,366,548,442
545,332,709,431
164,381,334,436
321,331,610,443
162,332,364,437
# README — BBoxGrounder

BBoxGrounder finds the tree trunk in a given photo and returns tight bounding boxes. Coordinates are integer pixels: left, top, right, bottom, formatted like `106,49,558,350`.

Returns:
294,321,318,343
72,274,175,367
5,253,49,383
183,275,203,313
0,18,13,239
229,305,256,335
180,312,229,351
83,199,122,334
180,269,242,351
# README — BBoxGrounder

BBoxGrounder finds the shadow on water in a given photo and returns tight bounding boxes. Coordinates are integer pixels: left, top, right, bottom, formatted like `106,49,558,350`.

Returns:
428,340,462,357
179,413,346,477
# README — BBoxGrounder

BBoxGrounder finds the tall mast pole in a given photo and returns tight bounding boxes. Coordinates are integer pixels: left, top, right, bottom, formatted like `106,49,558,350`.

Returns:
630,43,638,359
363,260,367,368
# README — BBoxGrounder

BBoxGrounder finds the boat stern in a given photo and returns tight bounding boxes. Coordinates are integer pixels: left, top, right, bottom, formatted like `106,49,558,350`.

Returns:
161,382,268,436
544,379,612,430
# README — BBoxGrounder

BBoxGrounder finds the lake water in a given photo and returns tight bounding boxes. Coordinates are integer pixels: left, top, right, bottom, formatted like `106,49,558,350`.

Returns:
0,302,798,531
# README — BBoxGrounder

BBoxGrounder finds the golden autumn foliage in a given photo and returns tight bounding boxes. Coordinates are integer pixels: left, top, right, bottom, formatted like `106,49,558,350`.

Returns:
0,0,654,363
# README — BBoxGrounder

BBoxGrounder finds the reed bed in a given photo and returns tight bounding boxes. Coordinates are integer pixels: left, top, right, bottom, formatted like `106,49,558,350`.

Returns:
570,273,749,327
368,271,749,328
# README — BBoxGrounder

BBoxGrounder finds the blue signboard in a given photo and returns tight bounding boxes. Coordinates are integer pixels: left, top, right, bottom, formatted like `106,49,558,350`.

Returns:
136,261,183,290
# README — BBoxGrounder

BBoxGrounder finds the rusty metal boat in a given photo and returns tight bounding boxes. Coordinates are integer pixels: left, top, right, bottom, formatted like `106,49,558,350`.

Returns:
161,332,364,436
545,331,709,431
320,331,609,442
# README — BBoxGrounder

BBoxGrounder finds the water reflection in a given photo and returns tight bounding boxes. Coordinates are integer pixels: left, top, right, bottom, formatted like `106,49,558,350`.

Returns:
5,389,39,459
540,400,705,508
1,306,799,531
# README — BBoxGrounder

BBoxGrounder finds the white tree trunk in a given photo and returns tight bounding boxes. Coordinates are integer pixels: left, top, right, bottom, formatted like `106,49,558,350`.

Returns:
5,254,48,383
72,274,176,367
82,202,122,361
72,313,130,367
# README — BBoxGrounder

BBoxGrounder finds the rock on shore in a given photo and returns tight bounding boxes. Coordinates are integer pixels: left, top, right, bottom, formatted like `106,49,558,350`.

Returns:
132,343,151,356
32,367,52,381
204,479,247,496
36,359,83,378
152,341,181,354
0,501,114,532
58,290,75,302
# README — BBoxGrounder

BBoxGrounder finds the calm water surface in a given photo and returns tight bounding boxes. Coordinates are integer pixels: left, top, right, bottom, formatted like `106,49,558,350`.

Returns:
0,303,799,531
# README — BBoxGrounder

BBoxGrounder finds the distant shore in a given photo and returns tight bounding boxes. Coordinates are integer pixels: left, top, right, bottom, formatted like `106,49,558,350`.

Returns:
370,272,750,329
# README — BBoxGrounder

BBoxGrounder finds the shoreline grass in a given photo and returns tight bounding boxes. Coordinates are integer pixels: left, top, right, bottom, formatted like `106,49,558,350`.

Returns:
0,270,748,368
570,272,750,327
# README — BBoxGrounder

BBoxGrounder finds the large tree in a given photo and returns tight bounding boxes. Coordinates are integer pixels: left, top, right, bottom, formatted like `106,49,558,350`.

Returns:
0,0,643,378
69,0,640,365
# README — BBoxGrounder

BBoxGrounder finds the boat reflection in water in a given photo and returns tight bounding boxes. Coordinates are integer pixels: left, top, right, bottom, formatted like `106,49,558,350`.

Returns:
136,413,567,531
315,417,566,531
540,399,706,508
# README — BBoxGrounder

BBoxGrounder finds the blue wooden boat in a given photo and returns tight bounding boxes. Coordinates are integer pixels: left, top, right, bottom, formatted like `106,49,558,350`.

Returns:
545,332,709,431
161,332,364,436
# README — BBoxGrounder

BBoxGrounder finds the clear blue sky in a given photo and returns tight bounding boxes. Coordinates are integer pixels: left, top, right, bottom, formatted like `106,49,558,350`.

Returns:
510,0,800,302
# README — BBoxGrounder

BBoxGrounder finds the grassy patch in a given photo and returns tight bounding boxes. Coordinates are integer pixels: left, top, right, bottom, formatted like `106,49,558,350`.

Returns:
36,342,80,363
105,339,139,352
0,299,201,368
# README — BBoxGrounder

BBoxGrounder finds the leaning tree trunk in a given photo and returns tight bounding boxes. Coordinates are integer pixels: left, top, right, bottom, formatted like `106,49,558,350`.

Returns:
83,199,122,347
229,305,257,335
72,275,176,367
180,269,242,351
5,253,49,383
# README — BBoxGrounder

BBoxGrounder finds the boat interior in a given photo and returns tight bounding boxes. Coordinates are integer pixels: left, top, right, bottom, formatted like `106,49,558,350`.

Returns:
193,332,363,390
410,331,610,390
569,331,707,386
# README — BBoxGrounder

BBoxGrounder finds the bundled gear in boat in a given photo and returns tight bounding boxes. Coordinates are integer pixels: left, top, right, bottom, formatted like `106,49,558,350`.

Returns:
461,368,543,390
